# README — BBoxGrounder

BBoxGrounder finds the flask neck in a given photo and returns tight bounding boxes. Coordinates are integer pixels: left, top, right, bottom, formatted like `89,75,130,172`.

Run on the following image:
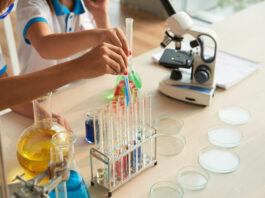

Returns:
33,92,52,125
52,132,79,172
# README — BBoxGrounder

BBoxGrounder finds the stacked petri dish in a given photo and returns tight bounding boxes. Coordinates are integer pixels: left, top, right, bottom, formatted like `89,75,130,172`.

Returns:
154,116,185,156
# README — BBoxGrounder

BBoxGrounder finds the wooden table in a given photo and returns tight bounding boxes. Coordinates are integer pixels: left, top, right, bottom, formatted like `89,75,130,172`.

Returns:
1,2,265,198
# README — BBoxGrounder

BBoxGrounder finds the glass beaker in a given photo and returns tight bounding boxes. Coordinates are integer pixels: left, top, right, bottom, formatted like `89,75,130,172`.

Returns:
85,111,100,144
49,132,90,198
16,93,66,173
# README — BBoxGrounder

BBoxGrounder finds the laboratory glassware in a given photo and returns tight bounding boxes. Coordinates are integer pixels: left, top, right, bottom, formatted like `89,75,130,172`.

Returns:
177,165,209,191
85,111,100,144
149,181,184,198
50,146,68,198
49,132,91,198
157,135,185,156
114,18,142,99
90,94,157,197
199,147,240,174
16,93,66,173
207,126,243,148
218,106,250,125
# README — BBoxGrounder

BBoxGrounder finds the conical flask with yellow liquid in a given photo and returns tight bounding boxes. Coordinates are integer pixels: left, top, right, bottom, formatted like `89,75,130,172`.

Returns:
16,92,66,173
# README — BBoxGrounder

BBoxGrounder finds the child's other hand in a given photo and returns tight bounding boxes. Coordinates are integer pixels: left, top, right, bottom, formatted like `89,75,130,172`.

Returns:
78,42,127,77
52,113,72,132
84,0,109,13
99,28,129,56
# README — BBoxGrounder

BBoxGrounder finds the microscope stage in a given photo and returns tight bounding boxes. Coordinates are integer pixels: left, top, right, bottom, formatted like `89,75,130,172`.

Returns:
159,77,215,106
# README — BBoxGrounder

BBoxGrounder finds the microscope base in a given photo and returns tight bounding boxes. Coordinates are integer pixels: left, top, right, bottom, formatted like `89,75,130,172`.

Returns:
159,79,215,106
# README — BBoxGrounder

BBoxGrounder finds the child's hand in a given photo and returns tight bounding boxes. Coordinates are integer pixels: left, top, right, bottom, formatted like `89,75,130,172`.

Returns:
99,28,129,56
52,113,72,132
84,0,109,14
78,42,127,77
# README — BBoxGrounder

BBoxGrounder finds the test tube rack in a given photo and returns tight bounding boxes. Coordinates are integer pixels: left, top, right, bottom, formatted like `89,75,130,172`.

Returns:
90,126,157,197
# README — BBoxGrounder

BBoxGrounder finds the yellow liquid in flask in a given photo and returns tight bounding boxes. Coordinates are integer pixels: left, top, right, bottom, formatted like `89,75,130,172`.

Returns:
16,129,56,173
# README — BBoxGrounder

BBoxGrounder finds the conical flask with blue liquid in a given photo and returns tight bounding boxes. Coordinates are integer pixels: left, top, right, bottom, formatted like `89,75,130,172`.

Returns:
49,132,90,198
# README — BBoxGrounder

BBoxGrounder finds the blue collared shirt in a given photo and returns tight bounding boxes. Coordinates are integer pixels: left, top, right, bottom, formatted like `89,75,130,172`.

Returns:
16,0,96,74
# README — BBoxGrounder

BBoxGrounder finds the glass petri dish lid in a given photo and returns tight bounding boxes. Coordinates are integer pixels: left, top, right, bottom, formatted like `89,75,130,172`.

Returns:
199,147,240,174
177,165,209,191
218,106,250,125
157,135,185,156
154,116,184,135
207,126,243,148
150,181,184,198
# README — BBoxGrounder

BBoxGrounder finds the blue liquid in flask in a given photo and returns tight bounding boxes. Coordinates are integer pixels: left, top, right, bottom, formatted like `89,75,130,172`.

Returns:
49,170,90,198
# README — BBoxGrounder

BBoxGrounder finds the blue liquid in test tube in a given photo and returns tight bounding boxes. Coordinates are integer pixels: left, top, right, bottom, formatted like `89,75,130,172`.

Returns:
85,116,99,143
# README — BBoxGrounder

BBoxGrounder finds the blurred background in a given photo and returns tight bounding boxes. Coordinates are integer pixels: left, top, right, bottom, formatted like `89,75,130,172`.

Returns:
0,0,264,75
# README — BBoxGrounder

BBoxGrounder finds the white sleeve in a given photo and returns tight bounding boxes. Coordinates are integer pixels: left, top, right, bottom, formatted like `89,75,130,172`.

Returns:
16,0,50,45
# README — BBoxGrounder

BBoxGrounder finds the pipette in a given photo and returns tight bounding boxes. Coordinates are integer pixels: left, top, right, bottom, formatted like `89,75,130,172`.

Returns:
124,71,130,106
126,18,141,89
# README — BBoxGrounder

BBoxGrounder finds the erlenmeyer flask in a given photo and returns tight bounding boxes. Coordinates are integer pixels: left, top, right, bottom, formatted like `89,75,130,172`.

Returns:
114,18,142,99
16,93,66,173
49,132,90,198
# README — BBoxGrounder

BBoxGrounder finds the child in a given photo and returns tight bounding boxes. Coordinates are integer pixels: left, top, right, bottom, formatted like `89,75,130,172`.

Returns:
16,0,128,74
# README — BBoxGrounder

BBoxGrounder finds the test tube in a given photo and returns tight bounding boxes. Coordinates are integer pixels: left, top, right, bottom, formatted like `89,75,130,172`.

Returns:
109,100,123,184
118,96,129,179
106,104,116,187
129,95,137,174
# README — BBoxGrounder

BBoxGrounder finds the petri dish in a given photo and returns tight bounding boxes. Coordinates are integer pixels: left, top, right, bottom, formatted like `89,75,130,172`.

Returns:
218,106,250,125
154,116,184,135
150,181,184,198
157,135,185,156
177,166,209,191
199,147,240,174
207,126,243,148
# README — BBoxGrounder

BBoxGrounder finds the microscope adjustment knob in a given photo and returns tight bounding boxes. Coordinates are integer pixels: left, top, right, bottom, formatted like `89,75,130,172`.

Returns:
190,40,199,48
170,68,182,81
194,65,211,84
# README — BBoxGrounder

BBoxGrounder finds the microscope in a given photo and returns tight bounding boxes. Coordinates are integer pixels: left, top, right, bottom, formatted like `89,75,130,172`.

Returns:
158,0,218,106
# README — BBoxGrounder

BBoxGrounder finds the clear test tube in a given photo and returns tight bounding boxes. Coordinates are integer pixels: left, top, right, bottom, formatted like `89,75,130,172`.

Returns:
100,106,111,186
107,103,116,187
132,93,144,171
92,108,107,185
109,100,122,184
129,95,137,174
124,97,132,177
138,91,145,139
118,96,129,180
138,94,154,166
